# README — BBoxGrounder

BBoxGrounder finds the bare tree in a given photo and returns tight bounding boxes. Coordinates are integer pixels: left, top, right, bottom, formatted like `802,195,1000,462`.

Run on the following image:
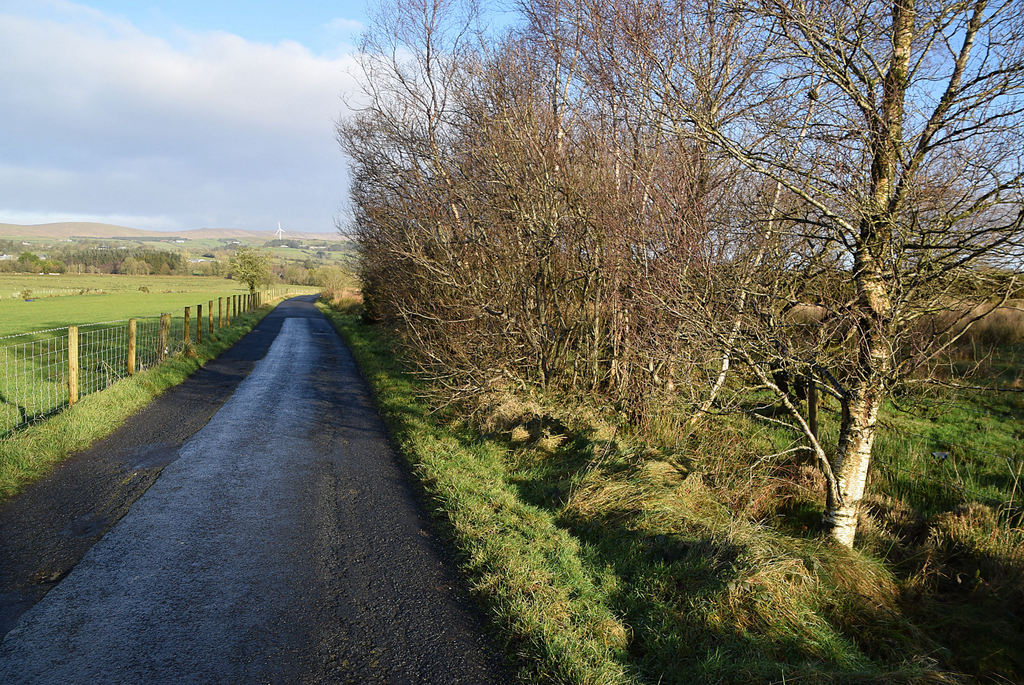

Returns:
689,0,1024,546
341,0,1024,550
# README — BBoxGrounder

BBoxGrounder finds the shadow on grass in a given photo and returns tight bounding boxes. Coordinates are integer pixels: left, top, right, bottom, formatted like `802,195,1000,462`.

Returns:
463,424,886,683
0,394,65,439
335,312,984,682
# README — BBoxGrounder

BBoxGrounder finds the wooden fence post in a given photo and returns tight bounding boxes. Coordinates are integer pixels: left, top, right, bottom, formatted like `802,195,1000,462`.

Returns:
807,377,819,442
197,304,203,343
208,300,213,336
68,325,79,404
184,306,191,343
127,318,136,375
218,297,223,328
158,313,170,361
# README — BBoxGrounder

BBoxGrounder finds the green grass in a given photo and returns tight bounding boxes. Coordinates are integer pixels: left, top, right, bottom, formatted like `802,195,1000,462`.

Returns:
866,380,1024,680
0,285,314,435
0,274,318,336
0,273,248,296
872,383,1024,518
318,299,956,684
0,274,248,335
0,303,273,502
732,377,1024,521
694,364,1024,681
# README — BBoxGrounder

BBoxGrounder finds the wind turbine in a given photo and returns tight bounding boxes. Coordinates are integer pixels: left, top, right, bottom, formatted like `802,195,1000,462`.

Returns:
275,222,285,241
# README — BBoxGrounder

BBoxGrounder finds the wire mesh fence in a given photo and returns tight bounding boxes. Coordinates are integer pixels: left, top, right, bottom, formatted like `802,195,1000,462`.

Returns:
0,287,301,436
78,322,128,397
0,331,69,433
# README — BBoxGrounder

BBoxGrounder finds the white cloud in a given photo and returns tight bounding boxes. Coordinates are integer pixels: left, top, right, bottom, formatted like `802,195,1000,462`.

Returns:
325,17,364,34
0,2,363,232
0,209,182,231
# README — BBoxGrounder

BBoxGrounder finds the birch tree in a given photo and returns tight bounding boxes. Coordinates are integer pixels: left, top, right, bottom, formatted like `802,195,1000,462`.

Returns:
692,0,1024,546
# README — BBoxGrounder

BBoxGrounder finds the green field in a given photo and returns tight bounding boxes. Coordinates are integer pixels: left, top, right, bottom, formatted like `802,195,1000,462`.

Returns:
0,273,249,297
0,275,318,435
0,274,314,336
0,304,274,500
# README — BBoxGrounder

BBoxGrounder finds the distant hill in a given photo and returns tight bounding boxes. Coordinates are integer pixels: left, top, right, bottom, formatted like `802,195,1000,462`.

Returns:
0,222,149,239
0,222,341,242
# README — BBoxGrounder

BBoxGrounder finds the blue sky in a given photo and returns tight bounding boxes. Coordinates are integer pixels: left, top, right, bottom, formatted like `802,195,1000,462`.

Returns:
80,1,370,55
0,1,373,233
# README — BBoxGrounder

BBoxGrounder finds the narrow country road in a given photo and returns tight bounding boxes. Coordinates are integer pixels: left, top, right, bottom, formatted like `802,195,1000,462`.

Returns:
0,297,507,683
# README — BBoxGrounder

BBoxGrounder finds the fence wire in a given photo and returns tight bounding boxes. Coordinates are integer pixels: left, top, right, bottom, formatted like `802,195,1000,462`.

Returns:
0,333,68,434
0,287,306,436
78,322,128,398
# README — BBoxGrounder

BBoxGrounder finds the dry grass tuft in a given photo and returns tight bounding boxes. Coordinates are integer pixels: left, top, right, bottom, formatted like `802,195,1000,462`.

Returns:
323,289,364,314
964,304,1024,346
562,449,921,670
787,304,828,324
922,503,1024,592
859,494,929,548
727,463,826,521
509,425,531,443
536,431,566,454
476,393,547,434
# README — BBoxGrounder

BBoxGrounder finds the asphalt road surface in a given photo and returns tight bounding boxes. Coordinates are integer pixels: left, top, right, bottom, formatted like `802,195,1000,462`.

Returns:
0,297,508,683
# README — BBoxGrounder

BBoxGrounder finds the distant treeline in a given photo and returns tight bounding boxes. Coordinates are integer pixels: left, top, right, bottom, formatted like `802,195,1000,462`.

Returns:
1,238,354,280
68,249,183,274
0,248,184,275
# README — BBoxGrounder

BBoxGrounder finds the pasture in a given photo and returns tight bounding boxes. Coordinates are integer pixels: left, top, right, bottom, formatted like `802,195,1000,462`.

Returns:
0,276,317,435
0,274,317,337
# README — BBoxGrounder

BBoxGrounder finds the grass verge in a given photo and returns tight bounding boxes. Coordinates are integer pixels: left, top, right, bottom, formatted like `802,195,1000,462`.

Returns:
0,304,273,503
318,299,635,683
318,299,959,684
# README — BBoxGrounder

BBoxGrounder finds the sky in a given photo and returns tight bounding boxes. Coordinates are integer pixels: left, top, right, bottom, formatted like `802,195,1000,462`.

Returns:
0,0,373,234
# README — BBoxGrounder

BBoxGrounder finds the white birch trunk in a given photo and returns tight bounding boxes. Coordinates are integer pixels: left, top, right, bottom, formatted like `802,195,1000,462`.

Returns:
826,389,882,547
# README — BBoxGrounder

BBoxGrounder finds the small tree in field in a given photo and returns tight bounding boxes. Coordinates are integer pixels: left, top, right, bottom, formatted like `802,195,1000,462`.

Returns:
229,247,271,294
